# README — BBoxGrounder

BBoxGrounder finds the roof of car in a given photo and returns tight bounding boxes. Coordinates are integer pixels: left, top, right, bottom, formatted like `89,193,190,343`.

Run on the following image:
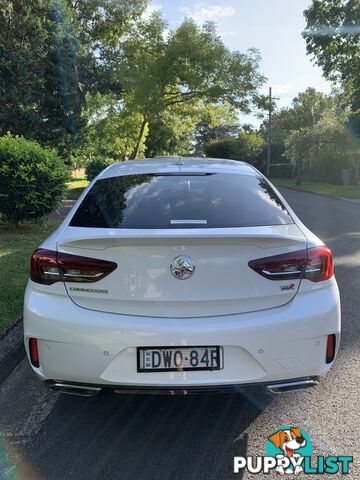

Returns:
99,156,259,179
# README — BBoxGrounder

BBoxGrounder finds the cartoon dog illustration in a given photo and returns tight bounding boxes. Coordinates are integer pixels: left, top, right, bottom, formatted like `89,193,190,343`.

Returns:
268,427,306,475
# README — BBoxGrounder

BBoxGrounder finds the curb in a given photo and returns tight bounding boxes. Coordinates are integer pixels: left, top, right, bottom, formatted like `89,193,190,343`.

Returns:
276,185,360,204
0,318,25,385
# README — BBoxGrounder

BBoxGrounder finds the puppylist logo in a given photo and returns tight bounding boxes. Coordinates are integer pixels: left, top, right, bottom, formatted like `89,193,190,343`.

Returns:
234,426,353,475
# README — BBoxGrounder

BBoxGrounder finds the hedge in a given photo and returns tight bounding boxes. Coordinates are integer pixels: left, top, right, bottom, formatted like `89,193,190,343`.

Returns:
0,134,68,224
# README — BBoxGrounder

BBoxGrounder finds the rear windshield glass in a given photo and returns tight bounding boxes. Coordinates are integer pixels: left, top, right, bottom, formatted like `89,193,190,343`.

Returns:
70,173,293,229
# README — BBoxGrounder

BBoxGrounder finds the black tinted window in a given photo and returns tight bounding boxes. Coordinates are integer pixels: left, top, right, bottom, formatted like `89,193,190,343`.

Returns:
70,173,293,228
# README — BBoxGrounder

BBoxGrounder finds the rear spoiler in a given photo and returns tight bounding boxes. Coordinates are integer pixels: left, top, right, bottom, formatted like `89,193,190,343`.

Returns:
58,225,306,250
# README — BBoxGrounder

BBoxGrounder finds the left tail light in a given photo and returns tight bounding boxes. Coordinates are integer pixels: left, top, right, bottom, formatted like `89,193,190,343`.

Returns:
30,249,117,285
29,338,39,368
248,245,334,283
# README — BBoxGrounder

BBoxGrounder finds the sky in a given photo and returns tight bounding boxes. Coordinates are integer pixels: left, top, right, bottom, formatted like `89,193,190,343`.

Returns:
145,0,332,126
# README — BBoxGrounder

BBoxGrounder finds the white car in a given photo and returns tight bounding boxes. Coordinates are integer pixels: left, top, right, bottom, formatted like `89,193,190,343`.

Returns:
24,157,340,396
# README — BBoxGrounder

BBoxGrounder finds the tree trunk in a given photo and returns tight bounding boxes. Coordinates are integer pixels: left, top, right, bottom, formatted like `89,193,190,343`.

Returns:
295,157,303,185
131,117,148,159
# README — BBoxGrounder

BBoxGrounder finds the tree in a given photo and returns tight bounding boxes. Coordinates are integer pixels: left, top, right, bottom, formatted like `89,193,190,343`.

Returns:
0,2,266,162
286,110,359,184
303,0,360,110
262,88,333,139
285,128,313,185
194,103,240,155
145,102,240,158
204,131,265,167
0,0,74,150
146,104,200,157
119,15,266,158
260,88,334,163
0,0,147,155
81,93,147,162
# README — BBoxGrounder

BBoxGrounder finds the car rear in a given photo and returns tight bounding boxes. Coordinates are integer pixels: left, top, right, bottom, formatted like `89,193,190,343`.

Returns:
23,158,341,395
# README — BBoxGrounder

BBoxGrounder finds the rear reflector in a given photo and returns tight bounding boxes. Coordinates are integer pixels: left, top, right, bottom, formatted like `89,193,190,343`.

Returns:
248,245,334,282
326,334,336,364
30,249,117,285
29,338,39,368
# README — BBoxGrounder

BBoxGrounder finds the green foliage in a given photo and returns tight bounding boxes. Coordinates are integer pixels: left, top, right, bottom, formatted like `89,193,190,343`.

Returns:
281,88,333,131
0,135,68,224
0,1,266,162
261,88,334,159
121,16,266,158
194,103,240,155
205,139,234,159
304,0,360,110
311,150,355,184
346,109,360,143
204,132,265,166
286,128,313,175
286,110,360,184
85,157,114,181
0,0,147,155
146,101,240,158
73,0,147,46
146,110,196,157
0,0,82,152
146,101,211,157
270,163,294,179
82,93,148,162
163,21,265,111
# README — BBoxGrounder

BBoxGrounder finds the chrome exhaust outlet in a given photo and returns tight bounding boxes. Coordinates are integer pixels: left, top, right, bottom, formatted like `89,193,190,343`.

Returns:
266,378,319,394
50,382,102,397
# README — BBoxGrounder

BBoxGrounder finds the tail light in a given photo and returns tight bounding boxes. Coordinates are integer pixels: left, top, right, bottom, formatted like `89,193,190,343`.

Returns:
30,249,117,285
248,245,334,283
29,338,39,368
326,334,336,363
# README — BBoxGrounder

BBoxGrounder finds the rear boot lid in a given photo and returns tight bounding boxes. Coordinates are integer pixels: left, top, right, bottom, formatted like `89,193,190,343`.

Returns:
57,224,306,317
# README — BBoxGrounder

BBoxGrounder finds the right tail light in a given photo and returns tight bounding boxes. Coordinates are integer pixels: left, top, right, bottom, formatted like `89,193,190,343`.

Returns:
326,334,336,363
304,246,334,282
248,245,334,283
29,338,40,368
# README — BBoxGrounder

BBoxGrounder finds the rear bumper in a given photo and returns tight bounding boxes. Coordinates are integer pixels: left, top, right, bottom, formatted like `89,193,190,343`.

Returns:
46,376,320,396
23,279,341,388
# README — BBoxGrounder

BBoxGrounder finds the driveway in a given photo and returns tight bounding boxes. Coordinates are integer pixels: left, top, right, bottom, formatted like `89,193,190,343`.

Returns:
0,188,358,479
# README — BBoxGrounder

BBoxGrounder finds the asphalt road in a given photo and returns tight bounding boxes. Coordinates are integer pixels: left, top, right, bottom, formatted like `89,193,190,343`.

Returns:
1,187,359,480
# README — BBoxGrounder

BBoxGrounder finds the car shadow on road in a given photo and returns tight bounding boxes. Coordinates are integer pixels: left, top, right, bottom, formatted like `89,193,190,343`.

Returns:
22,389,273,480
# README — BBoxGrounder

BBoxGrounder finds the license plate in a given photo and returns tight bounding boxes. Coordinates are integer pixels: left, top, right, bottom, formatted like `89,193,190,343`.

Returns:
137,346,223,372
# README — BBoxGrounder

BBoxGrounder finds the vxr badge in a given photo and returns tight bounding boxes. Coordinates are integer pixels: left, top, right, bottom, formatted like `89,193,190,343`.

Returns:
280,283,295,291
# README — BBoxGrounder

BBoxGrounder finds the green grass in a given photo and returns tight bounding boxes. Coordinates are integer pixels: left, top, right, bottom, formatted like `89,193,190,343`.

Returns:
0,220,60,334
65,178,89,200
271,177,360,200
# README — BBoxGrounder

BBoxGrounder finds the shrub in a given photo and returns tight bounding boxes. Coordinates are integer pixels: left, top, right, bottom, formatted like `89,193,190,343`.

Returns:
285,110,360,184
0,134,68,224
270,163,294,179
311,150,356,184
204,132,265,168
204,138,235,159
85,157,114,181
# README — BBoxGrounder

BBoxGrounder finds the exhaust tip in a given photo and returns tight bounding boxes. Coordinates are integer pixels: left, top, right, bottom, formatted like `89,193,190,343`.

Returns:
266,378,319,394
49,383,102,397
